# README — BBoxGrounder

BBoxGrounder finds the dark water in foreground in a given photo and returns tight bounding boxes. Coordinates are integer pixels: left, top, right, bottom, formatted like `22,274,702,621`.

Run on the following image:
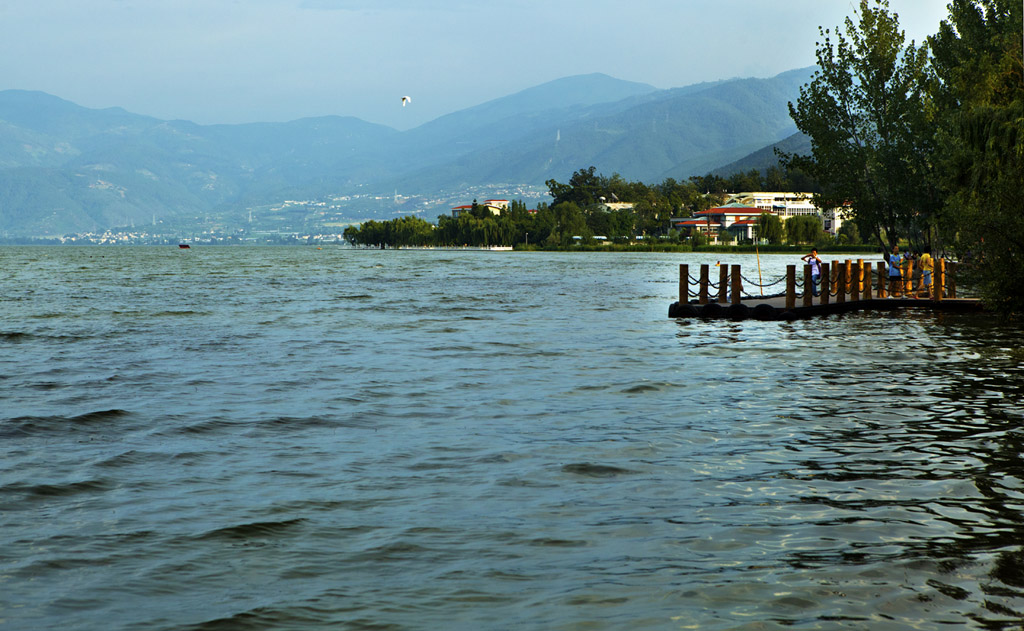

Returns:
2,246,1024,630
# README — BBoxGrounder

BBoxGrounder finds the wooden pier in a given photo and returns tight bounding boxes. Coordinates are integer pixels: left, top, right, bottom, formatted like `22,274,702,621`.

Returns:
668,258,983,320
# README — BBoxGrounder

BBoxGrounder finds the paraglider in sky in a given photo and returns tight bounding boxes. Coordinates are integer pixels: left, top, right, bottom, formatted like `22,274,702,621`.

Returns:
401,96,411,107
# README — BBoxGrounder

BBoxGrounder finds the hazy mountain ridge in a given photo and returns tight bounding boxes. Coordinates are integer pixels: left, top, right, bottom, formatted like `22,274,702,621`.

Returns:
711,131,813,176
0,69,813,236
387,68,812,191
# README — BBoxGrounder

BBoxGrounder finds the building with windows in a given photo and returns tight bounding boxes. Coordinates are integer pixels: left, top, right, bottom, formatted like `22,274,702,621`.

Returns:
822,204,848,236
727,192,817,218
451,199,509,218
725,192,845,237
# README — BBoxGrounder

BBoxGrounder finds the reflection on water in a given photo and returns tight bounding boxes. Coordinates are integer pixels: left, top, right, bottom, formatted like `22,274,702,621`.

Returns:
1,247,1022,630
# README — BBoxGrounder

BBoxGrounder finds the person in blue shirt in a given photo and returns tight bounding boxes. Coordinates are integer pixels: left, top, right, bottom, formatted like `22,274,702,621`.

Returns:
801,248,822,297
887,245,903,297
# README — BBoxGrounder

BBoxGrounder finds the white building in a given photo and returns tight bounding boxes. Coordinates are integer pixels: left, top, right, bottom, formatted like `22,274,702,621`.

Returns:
451,199,509,218
600,202,635,212
725,192,844,236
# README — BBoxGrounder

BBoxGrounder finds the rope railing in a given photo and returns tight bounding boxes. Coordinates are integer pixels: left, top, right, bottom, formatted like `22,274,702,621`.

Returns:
676,259,957,310
740,274,787,289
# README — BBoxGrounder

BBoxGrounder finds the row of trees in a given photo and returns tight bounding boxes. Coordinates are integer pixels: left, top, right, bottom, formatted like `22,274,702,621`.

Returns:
344,199,629,249
783,0,1022,314
753,213,859,246
343,165,835,249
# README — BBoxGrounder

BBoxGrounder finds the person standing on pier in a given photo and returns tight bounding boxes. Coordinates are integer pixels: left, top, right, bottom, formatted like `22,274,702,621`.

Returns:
887,245,903,297
918,247,934,298
801,248,822,297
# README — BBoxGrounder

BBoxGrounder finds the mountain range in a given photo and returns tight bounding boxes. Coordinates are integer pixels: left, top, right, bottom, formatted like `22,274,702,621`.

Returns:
0,67,814,237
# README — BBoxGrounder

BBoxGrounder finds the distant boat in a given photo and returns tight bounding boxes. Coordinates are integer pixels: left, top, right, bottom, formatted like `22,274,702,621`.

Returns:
488,245,513,251
178,244,191,249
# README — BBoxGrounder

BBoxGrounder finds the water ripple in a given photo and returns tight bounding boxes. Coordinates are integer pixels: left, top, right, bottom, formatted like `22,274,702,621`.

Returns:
1,248,1023,630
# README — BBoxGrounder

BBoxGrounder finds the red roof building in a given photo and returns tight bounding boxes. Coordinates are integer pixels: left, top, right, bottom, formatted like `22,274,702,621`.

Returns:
451,200,508,218
671,202,767,242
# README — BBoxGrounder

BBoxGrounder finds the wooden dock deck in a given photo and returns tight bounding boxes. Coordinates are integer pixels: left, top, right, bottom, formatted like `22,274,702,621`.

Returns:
668,259,983,320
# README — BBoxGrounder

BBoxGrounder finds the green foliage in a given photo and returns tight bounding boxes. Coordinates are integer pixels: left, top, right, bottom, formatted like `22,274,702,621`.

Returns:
836,219,863,245
929,0,1024,316
755,212,785,245
551,202,591,245
545,166,712,237
346,199,561,248
782,0,941,252
688,167,819,197
785,215,825,245
780,0,1022,314
344,216,435,248
546,167,602,208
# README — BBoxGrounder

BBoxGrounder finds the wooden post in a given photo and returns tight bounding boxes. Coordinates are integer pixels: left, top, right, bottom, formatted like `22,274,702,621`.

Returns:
836,263,847,304
731,265,742,306
947,262,957,298
851,260,861,302
906,259,916,297
877,261,887,297
679,264,689,304
863,261,873,300
857,258,864,293
935,259,945,301
718,264,728,303
821,262,831,305
699,264,710,304
786,264,796,310
930,260,938,300
803,264,813,307
844,260,853,296
832,260,840,300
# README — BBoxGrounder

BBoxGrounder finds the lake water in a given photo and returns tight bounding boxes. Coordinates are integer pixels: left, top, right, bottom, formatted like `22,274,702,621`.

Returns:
2,246,1023,630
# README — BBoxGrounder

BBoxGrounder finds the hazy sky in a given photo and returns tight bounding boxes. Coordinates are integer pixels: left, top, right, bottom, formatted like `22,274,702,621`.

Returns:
0,0,950,130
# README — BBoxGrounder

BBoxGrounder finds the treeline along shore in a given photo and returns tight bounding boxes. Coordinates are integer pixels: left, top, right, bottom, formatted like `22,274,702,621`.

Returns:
342,167,855,251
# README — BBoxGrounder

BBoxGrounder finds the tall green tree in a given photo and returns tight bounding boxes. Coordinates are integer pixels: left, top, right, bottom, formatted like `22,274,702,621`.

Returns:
755,212,784,244
785,215,825,245
783,0,940,252
837,219,864,245
930,0,1024,316
546,166,604,208
550,202,590,245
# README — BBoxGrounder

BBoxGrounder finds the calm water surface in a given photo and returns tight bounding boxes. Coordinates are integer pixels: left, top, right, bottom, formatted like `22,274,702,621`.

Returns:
2,246,1023,630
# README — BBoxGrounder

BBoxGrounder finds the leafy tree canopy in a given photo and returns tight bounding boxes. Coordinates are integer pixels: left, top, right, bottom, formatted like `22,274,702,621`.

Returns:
929,0,1024,315
782,0,940,252
756,212,785,245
